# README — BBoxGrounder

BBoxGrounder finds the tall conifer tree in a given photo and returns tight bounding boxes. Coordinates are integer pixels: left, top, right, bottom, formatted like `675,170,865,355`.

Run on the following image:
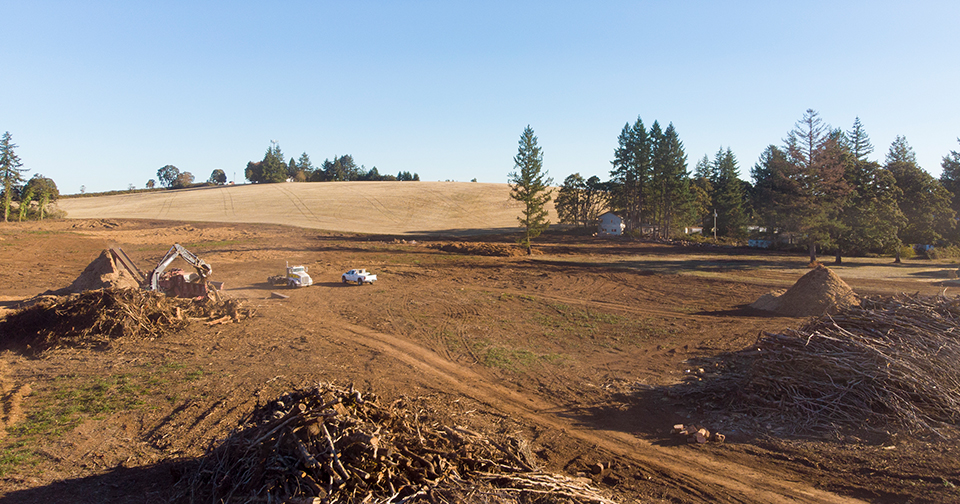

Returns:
509,125,553,254
0,132,28,222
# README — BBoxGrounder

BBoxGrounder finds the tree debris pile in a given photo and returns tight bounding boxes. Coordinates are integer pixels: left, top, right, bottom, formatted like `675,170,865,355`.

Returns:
0,288,253,351
678,293,960,438
183,383,613,504
429,242,526,257
750,264,860,317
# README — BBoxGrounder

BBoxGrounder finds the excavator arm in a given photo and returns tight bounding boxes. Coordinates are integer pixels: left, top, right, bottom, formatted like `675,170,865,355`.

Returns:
148,244,213,291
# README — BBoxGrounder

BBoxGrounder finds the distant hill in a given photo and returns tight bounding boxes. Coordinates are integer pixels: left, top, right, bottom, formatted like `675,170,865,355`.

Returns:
55,181,558,236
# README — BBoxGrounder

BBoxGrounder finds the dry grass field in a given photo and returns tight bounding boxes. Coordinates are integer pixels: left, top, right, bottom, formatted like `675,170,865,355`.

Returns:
56,182,556,235
2,183,959,503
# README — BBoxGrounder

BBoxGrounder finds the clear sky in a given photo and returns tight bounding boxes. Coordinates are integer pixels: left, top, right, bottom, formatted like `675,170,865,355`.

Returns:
3,1,958,194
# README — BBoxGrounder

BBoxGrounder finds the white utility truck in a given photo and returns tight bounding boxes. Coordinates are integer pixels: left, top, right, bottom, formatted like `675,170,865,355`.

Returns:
342,269,377,285
270,263,313,287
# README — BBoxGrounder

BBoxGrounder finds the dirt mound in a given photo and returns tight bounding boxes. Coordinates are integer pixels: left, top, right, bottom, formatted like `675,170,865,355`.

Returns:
50,249,142,294
181,383,611,504
750,264,859,316
429,241,526,257
0,288,253,352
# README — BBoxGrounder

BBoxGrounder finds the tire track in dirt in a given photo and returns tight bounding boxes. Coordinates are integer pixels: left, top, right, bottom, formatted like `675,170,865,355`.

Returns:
0,360,31,441
271,185,322,225
217,186,237,217
155,191,181,220
323,319,864,504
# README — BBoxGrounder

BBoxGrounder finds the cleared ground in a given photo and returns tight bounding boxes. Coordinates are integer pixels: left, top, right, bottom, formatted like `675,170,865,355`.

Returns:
1,187,959,503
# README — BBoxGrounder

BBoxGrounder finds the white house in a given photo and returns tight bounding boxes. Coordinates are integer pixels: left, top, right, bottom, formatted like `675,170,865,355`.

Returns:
598,212,624,236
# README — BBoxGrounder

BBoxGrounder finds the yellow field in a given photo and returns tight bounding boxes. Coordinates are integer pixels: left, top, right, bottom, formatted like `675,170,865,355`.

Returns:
56,181,558,235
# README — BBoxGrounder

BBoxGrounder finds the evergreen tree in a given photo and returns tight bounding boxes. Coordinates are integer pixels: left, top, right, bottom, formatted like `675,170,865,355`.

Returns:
885,136,954,253
751,144,794,234
287,158,298,179
508,125,553,254
690,155,713,231
840,160,905,256
710,147,748,237
0,132,28,222
939,139,960,216
609,117,650,233
649,123,691,238
296,152,314,181
781,109,851,263
261,142,287,183
846,116,874,162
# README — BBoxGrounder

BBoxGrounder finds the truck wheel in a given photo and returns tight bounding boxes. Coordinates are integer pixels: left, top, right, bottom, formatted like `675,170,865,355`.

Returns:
358,279,364,285
342,277,347,284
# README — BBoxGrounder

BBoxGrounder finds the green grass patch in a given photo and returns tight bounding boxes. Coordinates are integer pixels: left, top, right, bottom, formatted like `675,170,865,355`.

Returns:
0,360,206,477
474,342,564,371
183,239,244,249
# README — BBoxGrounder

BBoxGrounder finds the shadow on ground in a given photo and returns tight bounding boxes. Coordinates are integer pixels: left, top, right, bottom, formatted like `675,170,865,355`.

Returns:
0,462,183,504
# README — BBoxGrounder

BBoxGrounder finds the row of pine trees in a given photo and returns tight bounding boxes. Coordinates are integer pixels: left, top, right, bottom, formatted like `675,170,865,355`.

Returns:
556,109,960,260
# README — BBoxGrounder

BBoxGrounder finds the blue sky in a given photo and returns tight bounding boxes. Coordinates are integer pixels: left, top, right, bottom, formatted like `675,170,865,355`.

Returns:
3,1,958,194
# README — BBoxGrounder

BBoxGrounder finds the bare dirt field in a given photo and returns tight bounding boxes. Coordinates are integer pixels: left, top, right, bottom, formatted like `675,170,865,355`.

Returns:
2,195,960,503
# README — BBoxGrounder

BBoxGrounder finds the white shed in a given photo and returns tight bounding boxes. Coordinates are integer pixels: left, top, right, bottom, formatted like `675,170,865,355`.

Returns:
598,212,624,236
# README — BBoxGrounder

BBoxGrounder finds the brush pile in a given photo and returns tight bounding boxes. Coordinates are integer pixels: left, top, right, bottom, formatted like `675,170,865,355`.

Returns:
183,383,613,504
429,242,525,257
679,293,960,437
0,288,253,351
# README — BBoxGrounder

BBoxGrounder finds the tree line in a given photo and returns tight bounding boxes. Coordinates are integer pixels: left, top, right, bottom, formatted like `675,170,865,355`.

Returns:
147,141,421,191
554,109,960,262
244,142,418,184
0,131,59,222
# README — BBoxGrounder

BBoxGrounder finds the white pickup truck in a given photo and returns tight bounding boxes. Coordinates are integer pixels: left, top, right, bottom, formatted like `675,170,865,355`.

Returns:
342,269,377,285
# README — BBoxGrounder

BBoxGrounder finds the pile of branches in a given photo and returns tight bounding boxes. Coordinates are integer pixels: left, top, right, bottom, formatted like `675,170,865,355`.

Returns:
182,383,613,504
428,242,525,257
677,293,960,438
0,288,253,352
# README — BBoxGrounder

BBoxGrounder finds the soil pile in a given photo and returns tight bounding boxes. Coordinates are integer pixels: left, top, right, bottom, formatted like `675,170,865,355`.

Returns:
0,288,253,352
182,383,612,504
50,249,142,294
429,242,526,257
680,293,960,437
750,264,859,316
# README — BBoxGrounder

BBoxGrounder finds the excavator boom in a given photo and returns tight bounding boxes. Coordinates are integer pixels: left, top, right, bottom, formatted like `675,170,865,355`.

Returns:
148,244,213,292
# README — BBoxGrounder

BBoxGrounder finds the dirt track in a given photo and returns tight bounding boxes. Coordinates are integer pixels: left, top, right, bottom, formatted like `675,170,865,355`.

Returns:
1,217,959,503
